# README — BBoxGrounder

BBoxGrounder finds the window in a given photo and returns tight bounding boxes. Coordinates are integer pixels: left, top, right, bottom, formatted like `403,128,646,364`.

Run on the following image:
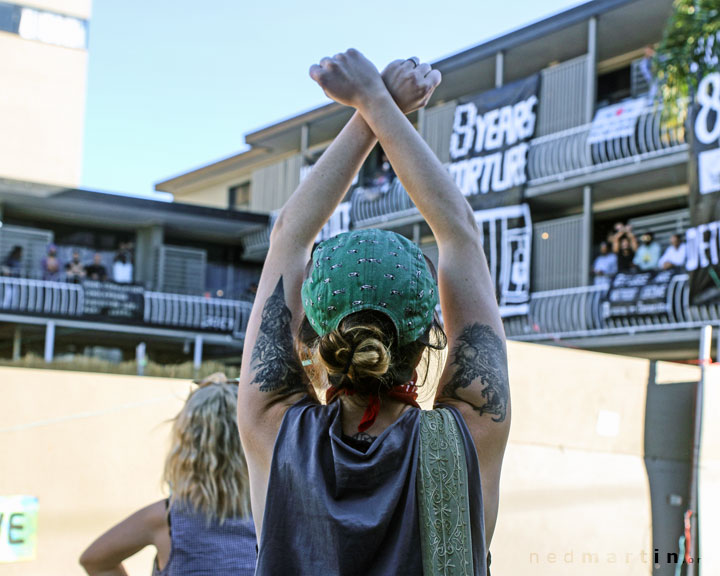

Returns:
228,182,250,211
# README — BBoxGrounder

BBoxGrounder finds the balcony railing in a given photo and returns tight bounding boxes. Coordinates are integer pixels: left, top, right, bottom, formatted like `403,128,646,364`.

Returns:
527,103,687,185
144,292,253,337
350,179,418,228
0,276,253,338
504,274,720,341
0,277,83,316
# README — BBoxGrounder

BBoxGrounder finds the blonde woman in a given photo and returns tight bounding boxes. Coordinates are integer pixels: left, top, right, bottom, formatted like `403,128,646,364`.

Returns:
80,374,255,575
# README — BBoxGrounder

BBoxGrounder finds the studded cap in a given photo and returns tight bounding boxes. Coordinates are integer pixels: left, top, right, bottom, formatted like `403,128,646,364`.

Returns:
301,229,438,345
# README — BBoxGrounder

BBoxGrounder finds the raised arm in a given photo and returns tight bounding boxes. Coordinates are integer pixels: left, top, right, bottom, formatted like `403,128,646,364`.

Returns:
310,49,509,544
237,56,441,457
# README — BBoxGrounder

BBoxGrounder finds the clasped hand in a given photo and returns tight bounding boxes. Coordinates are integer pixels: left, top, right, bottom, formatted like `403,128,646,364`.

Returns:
309,48,441,114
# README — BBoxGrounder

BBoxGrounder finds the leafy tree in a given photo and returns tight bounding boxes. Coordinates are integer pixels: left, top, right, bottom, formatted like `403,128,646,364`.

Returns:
655,0,719,112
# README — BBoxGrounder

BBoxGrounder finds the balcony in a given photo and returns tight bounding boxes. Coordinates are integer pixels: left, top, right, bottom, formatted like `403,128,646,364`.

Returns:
527,102,688,185
503,274,720,346
0,277,253,340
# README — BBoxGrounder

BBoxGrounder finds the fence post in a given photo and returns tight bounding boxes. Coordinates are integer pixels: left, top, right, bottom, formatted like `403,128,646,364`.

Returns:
193,335,203,378
44,321,55,363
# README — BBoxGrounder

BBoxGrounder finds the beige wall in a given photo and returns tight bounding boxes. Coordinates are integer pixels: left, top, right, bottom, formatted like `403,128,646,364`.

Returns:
0,343,715,575
0,367,188,575
700,365,720,575
0,6,88,187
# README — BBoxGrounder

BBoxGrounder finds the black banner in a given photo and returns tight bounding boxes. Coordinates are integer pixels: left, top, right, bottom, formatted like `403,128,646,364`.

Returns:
687,72,720,305
447,74,539,207
603,270,678,319
81,280,144,321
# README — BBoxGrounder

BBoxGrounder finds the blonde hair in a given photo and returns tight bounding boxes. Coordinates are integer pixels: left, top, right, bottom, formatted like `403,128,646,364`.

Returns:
163,373,250,523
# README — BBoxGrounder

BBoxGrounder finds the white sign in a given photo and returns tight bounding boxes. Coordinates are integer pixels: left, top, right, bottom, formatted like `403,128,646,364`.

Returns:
19,8,87,50
474,204,532,316
587,97,647,144
0,496,38,563
695,73,720,195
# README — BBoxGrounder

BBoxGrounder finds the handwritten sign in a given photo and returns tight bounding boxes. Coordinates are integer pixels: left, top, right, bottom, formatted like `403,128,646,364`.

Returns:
0,496,38,563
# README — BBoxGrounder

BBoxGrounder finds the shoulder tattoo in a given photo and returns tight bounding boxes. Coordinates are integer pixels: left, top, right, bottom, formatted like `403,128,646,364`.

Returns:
250,278,306,394
442,323,509,422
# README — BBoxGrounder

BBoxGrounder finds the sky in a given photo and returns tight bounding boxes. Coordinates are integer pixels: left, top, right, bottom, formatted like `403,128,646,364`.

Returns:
81,0,584,198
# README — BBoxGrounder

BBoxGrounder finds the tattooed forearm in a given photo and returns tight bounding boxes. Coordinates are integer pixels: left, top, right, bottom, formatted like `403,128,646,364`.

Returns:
442,323,508,422
250,278,306,394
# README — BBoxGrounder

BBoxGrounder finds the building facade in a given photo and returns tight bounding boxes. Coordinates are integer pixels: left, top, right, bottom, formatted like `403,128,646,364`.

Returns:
157,0,713,361
0,1,90,186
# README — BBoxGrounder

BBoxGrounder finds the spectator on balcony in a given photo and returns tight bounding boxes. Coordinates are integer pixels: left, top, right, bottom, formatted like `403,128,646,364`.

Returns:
1,245,22,277
592,242,617,287
610,223,638,273
80,373,256,575
42,244,62,281
658,233,686,270
112,253,133,284
85,253,108,282
65,251,87,283
633,232,661,271
371,151,395,191
640,45,658,102
2,245,23,309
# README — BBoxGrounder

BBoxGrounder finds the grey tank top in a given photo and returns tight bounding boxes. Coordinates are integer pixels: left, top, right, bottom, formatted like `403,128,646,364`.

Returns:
152,500,256,576
256,397,487,575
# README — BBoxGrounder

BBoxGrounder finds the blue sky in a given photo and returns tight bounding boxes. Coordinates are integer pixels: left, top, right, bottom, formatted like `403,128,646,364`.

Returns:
82,0,583,198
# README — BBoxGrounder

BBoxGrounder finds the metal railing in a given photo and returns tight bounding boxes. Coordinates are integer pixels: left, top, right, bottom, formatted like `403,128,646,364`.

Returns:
527,103,687,185
350,179,418,228
504,274,720,341
0,276,83,316
143,292,253,336
0,276,253,338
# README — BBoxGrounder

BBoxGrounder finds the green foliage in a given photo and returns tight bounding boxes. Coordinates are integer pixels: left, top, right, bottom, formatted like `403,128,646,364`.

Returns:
655,0,720,110
0,353,240,379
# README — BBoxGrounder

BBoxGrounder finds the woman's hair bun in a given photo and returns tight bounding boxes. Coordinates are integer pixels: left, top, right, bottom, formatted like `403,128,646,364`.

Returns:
317,322,391,391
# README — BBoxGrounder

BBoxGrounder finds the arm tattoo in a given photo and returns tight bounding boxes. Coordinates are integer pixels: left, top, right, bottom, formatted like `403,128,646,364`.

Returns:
442,323,508,422
250,278,306,394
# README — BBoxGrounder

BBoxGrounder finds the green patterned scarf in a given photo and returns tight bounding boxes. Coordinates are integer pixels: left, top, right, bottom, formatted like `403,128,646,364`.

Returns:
417,408,474,575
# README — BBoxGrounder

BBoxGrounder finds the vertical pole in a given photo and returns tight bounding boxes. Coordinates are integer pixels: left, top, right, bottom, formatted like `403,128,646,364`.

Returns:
687,325,711,576
412,223,421,246
44,321,55,363
586,16,598,123
193,335,203,377
12,325,21,360
136,342,147,377
495,51,504,88
300,123,310,161
582,186,594,285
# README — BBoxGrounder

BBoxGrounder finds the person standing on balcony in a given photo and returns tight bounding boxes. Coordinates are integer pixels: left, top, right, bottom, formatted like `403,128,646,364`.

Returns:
86,253,108,282
633,232,661,271
2,245,23,308
610,223,638,273
592,241,618,287
658,233,687,270
65,251,87,283
112,252,133,284
80,373,256,576
42,244,62,281
238,50,508,576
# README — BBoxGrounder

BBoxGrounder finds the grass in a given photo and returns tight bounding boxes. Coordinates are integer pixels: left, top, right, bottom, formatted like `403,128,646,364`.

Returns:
0,354,240,379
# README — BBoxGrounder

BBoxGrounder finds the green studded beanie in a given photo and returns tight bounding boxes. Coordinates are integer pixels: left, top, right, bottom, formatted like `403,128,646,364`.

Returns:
301,229,439,345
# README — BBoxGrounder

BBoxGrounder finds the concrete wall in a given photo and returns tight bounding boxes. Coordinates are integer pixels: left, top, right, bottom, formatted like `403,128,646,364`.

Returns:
0,367,187,575
0,342,715,575
492,342,703,576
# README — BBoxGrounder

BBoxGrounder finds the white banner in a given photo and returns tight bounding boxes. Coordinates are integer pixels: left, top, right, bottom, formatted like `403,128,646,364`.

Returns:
474,204,532,316
587,97,647,144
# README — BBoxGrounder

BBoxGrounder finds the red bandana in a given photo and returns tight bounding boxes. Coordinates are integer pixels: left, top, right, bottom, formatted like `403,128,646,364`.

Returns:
326,382,420,433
